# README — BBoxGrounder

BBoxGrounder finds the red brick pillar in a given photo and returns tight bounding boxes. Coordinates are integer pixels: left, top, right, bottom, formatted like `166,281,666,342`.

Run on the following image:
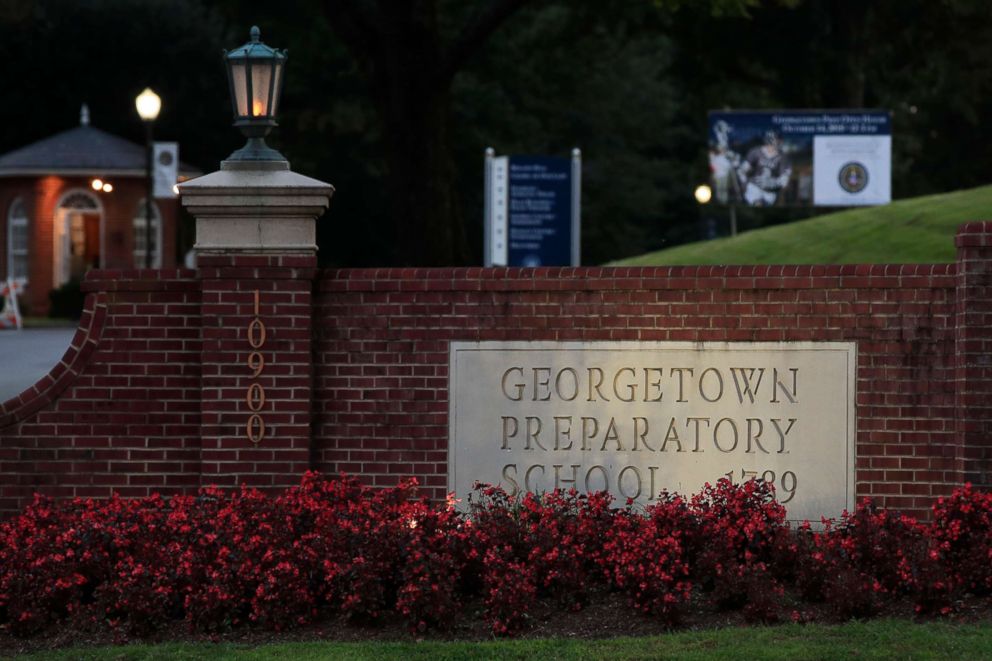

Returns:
956,222,992,488
179,160,333,488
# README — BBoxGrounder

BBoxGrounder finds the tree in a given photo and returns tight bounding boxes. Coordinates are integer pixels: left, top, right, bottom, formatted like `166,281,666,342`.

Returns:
0,0,230,171
318,0,533,265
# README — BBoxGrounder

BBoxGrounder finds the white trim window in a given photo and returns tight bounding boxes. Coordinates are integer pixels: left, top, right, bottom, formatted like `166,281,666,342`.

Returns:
133,199,162,268
7,197,28,283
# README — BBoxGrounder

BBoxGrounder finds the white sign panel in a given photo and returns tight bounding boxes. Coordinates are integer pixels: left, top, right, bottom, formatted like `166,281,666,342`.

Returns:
153,142,179,199
485,155,509,266
449,341,856,522
813,135,892,206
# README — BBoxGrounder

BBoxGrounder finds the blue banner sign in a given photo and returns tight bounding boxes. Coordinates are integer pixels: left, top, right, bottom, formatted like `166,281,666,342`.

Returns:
707,110,891,207
485,150,581,267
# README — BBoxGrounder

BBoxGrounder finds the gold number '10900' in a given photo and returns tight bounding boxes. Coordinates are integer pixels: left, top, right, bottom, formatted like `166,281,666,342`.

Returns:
246,289,266,445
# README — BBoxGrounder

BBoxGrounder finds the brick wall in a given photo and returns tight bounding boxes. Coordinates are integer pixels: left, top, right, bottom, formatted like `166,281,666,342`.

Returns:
1,222,990,520
197,253,316,489
956,222,992,488
0,270,200,513
313,262,960,519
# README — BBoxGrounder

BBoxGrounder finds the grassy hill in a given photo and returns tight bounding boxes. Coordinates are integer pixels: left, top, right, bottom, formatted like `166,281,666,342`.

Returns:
609,185,992,266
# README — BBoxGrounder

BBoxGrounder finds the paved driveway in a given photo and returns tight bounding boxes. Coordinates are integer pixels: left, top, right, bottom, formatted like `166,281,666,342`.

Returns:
0,327,78,403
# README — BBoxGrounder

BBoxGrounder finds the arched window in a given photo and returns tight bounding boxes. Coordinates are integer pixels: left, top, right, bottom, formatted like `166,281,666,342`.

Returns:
7,197,28,283
133,199,162,268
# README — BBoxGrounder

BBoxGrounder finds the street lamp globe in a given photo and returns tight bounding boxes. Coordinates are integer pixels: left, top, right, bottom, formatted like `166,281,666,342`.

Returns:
223,25,288,162
694,184,713,205
135,87,161,122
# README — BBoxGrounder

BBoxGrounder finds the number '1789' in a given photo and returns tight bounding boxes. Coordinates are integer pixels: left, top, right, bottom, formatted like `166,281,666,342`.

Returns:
724,468,797,503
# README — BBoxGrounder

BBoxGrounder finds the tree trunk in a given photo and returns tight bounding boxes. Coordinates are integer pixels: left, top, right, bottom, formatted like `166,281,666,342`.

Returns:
324,0,531,265
367,4,468,266
375,84,466,265
827,0,871,107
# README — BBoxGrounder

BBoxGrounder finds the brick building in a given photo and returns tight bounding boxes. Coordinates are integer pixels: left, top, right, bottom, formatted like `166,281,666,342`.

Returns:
0,105,197,315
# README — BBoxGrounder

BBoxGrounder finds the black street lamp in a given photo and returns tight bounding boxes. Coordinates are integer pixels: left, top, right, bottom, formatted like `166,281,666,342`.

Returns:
223,26,288,163
135,87,161,268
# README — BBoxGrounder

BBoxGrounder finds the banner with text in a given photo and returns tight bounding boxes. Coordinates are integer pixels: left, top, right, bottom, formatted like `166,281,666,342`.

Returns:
449,341,856,522
707,110,891,207
153,142,179,199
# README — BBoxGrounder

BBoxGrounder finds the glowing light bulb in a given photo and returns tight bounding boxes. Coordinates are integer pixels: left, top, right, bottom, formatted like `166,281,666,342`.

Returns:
91,179,103,191
694,184,713,205
102,183,113,193
172,184,180,195
252,99,264,116
135,88,161,121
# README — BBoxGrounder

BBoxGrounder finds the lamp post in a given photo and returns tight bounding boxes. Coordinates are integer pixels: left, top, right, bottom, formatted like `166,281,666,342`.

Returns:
135,87,161,268
223,26,288,163
694,184,718,240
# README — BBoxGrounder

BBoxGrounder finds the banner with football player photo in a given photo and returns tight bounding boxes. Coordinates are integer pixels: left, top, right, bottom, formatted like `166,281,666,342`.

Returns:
707,110,891,207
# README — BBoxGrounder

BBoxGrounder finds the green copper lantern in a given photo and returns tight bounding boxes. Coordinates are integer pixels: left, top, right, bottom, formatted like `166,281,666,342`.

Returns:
223,26,288,162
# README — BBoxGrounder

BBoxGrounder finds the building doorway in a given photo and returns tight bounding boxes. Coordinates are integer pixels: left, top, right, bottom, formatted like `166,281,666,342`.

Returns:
53,191,102,287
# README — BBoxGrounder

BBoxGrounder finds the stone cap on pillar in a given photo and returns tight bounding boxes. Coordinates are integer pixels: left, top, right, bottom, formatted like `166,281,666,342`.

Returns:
179,160,334,254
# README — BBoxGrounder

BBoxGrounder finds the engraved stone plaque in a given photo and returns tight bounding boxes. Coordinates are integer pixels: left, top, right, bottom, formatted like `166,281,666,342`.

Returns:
448,341,856,522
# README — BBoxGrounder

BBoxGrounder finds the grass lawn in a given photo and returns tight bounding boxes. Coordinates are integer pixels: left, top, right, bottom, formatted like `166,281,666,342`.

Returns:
14,620,992,660
610,185,992,266
19,317,78,329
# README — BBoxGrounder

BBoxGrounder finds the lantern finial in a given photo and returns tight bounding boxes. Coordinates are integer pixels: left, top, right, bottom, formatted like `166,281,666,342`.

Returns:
250,26,260,43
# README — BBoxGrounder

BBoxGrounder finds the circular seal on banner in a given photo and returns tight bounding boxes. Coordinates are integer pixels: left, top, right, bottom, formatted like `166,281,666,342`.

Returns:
838,162,869,194
158,150,174,166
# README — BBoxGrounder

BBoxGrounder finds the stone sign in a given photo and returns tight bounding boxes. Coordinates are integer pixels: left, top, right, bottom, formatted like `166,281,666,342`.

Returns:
448,341,856,522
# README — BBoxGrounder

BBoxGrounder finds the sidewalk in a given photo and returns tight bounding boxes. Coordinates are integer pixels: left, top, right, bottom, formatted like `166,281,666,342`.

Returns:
0,327,77,402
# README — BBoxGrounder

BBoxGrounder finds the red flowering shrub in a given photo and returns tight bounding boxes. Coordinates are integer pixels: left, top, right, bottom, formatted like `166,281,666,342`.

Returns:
928,484,992,596
317,486,406,621
690,478,787,613
395,495,476,633
0,494,173,636
469,485,602,634
903,540,959,617
826,565,884,619
167,486,317,631
91,495,176,635
792,522,827,602
794,499,922,619
522,489,594,609
740,563,784,624
282,474,415,623
4,474,992,638
480,548,537,636
601,500,691,623
573,490,617,577
278,473,475,632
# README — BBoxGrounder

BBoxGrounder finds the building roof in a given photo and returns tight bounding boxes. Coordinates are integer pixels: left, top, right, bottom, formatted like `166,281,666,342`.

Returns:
0,105,200,178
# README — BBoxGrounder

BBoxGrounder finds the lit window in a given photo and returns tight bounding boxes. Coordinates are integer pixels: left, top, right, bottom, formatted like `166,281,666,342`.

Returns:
7,198,28,283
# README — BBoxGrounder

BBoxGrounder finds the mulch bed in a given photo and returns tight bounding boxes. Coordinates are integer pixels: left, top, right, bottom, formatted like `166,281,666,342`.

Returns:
3,587,988,656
